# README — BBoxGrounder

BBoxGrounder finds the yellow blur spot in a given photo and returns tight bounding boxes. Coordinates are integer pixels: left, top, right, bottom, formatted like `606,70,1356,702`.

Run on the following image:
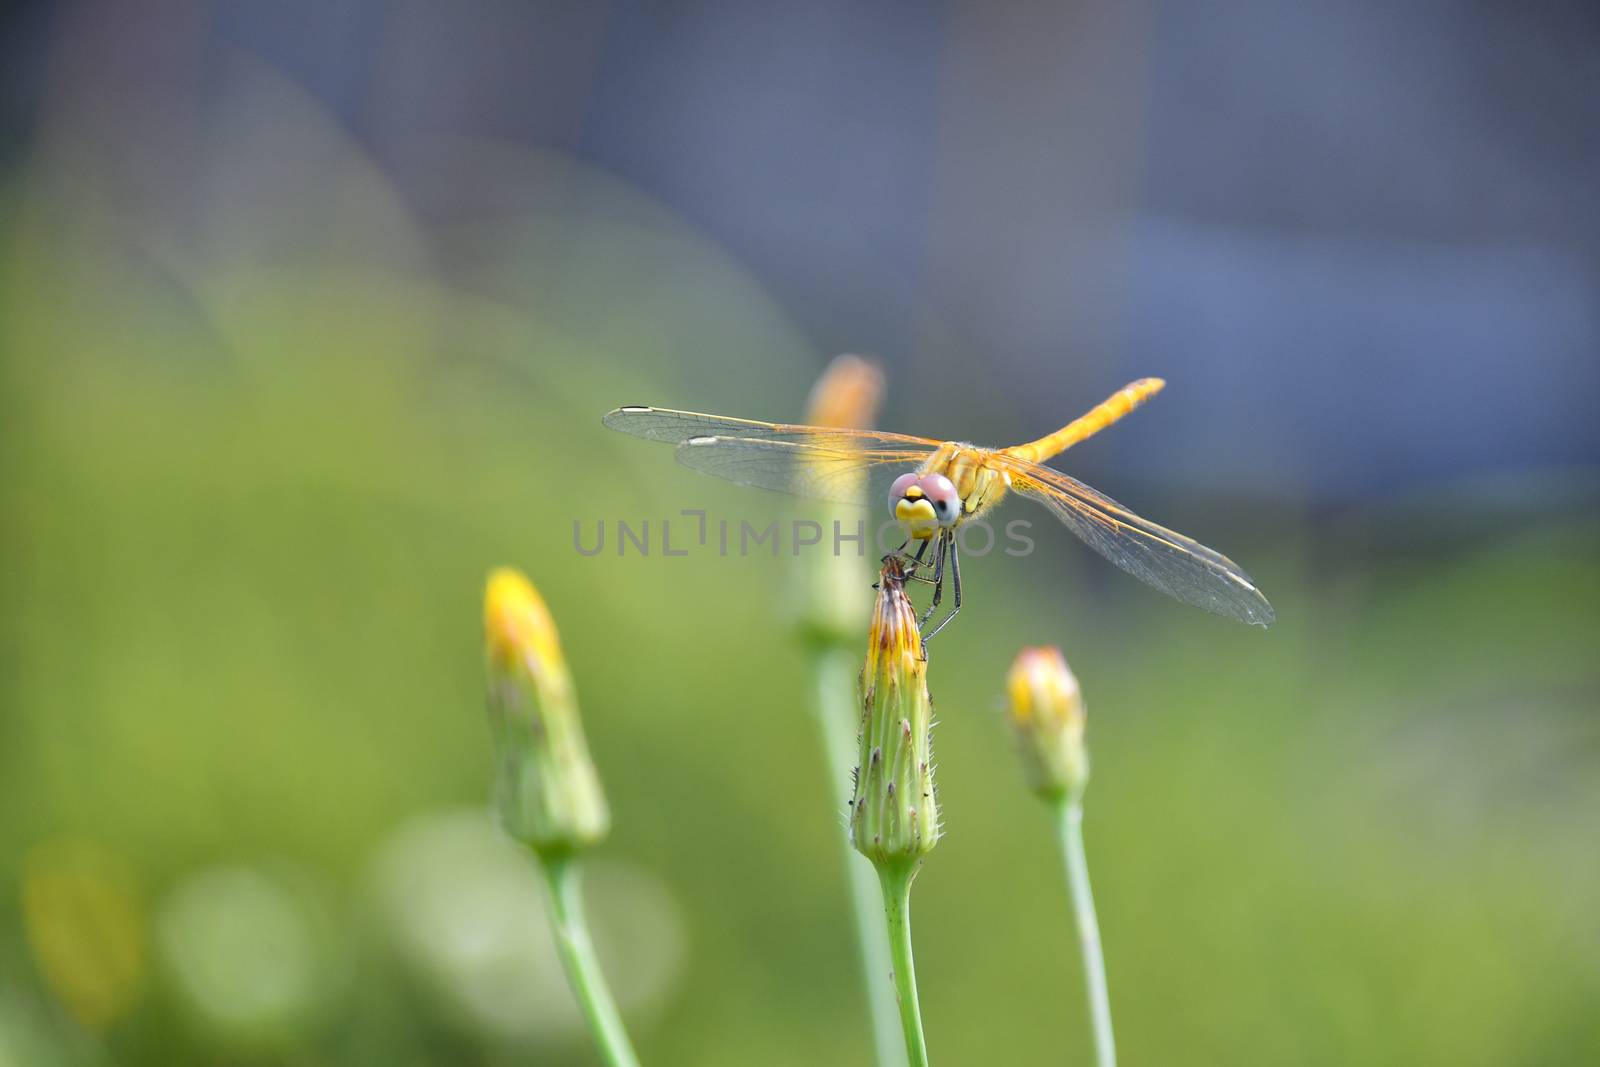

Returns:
21,840,147,1029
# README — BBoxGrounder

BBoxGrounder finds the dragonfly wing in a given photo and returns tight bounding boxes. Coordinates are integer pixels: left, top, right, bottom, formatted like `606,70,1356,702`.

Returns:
997,456,1275,626
675,435,935,508
603,405,938,448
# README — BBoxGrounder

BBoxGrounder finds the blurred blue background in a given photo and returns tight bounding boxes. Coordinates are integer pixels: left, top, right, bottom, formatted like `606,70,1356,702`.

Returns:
2,2,1597,1064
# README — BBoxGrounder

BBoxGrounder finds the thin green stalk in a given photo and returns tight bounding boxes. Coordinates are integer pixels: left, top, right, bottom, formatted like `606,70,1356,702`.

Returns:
812,646,908,1067
1052,799,1115,1067
876,860,929,1067
537,852,641,1067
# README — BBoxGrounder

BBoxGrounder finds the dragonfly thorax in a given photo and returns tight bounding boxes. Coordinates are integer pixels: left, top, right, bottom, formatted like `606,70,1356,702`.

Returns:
918,443,1009,523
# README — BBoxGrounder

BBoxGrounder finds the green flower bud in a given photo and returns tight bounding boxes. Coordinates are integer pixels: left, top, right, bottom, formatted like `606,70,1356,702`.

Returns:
849,557,939,865
1007,646,1089,800
484,568,609,855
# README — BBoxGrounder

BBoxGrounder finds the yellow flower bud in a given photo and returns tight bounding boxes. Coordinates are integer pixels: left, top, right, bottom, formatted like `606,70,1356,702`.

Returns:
849,557,939,865
484,568,609,855
794,355,886,649
802,353,885,431
1007,646,1089,799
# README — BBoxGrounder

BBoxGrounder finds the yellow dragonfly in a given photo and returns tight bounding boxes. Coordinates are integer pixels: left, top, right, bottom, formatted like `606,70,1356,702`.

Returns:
603,378,1274,634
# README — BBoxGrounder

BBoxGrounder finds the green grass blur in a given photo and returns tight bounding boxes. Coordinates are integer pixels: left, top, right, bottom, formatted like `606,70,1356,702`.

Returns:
2,75,1597,1066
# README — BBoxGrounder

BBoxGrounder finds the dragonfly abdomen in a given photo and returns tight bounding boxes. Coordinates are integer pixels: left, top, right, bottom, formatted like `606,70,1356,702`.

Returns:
1003,378,1166,464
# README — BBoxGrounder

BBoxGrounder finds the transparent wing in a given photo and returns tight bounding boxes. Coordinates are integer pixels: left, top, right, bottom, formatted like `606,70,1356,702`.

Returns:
995,454,1275,626
674,435,937,507
603,405,942,507
603,405,940,449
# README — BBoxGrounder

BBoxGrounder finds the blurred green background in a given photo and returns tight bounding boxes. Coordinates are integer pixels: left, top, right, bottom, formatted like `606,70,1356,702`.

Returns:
3,4,1599,1065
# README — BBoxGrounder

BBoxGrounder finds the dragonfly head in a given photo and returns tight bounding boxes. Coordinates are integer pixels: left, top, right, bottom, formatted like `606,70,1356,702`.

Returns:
890,472,959,540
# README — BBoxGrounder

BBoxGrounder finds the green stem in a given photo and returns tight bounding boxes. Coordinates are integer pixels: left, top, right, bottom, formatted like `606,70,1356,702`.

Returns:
876,860,930,1067
812,646,908,1067
1052,798,1115,1067
537,852,642,1067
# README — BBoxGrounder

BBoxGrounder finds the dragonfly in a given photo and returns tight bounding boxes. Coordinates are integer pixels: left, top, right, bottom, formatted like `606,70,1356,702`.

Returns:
603,378,1274,636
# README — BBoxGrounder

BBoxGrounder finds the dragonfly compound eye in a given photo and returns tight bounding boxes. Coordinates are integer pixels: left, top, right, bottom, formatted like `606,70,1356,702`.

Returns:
919,473,960,525
888,472,921,516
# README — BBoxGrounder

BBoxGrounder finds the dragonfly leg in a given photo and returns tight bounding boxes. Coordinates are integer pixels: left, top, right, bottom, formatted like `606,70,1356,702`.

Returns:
884,551,939,589
922,537,963,644
917,531,948,631
884,536,930,585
